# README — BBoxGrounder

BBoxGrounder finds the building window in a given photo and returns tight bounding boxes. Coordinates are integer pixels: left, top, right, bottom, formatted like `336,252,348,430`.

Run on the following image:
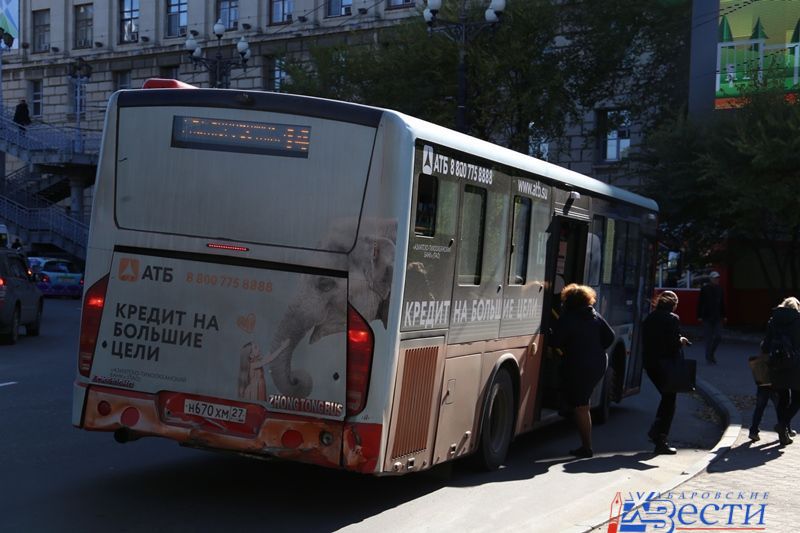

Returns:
270,0,293,25
160,66,179,80
114,70,132,91
68,78,88,118
166,0,188,37
327,0,352,17
32,10,50,53
387,0,414,7
74,4,93,49
119,0,139,43
265,57,286,92
30,80,43,117
218,1,238,30
599,109,631,162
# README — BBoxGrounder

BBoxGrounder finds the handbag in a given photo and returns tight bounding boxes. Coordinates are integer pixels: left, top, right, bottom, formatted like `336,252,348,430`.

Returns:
748,354,771,386
769,356,800,389
659,356,697,393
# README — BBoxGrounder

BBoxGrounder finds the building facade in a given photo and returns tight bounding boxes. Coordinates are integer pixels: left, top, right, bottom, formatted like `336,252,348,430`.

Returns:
4,1,420,133
0,1,420,259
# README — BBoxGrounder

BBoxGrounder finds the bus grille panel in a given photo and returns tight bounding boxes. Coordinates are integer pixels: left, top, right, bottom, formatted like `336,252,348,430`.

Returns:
391,346,438,459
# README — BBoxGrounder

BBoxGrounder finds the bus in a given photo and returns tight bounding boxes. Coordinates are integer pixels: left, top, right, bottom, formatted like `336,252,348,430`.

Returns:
72,80,658,475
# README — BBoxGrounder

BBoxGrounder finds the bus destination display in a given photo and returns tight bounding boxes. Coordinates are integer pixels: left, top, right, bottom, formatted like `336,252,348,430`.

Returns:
171,116,311,158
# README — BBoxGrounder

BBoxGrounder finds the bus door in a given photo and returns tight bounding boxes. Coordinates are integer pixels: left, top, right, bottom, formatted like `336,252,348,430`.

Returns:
539,214,589,411
625,235,656,394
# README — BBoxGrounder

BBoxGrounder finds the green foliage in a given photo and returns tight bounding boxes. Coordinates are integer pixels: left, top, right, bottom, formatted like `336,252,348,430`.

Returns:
284,0,692,152
638,86,800,291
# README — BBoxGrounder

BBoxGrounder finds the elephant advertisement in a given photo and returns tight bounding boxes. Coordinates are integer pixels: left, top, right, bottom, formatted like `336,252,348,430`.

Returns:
90,218,396,422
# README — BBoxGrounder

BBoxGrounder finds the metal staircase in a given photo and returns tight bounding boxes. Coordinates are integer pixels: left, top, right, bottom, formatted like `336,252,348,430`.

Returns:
0,107,100,260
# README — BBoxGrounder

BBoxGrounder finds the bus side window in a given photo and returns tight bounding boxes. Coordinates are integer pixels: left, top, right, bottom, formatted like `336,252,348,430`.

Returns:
414,174,438,237
458,185,486,285
508,195,531,285
624,223,640,287
586,215,605,286
601,218,616,285
611,220,628,286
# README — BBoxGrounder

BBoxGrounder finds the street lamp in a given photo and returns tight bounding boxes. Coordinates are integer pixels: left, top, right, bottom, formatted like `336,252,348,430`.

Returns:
423,0,506,133
184,19,251,88
68,57,93,153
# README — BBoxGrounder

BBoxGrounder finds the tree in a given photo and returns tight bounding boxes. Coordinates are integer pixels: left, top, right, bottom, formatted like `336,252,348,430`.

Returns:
638,87,800,295
284,0,692,153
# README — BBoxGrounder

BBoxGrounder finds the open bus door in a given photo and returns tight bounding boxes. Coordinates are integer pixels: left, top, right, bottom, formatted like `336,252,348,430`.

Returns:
624,235,657,395
538,215,589,413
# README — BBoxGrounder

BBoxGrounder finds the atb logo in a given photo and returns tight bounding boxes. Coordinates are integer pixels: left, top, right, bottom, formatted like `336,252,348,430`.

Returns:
608,491,768,532
422,145,434,175
118,258,140,282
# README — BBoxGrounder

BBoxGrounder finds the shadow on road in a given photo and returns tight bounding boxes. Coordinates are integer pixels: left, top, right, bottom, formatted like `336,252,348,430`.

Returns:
707,439,785,474
561,451,657,474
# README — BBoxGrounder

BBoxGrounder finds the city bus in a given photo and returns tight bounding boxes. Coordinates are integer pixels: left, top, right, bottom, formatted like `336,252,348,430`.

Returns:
73,79,658,475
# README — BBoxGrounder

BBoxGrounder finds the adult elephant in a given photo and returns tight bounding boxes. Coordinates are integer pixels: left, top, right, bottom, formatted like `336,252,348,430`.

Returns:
266,217,396,398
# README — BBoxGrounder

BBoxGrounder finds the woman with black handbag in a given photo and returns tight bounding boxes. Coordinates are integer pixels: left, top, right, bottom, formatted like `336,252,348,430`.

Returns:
642,291,691,455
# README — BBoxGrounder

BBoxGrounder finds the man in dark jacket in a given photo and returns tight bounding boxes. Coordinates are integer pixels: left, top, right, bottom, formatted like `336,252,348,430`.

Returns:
697,271,725,364
13,99,32,132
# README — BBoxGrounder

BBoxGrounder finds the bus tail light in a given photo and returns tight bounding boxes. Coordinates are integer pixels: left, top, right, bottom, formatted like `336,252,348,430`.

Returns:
78,275,109,377
346,304,374,416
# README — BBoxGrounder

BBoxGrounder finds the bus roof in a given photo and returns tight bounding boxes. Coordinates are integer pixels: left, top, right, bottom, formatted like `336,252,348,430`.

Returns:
117,87,658,213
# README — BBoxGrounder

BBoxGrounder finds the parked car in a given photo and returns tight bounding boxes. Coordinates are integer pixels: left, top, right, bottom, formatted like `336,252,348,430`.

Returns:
0,249,43,344
27,257,84,298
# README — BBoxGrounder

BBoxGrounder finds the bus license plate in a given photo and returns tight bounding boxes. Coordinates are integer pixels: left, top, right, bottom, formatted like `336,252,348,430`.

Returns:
184,399,247,424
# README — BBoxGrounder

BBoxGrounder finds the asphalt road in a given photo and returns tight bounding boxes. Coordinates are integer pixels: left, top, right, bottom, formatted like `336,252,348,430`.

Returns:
0,299,722,533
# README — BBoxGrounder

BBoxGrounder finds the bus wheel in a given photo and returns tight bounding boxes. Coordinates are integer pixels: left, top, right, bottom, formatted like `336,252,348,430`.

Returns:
475,368,514,470
593,367,616,425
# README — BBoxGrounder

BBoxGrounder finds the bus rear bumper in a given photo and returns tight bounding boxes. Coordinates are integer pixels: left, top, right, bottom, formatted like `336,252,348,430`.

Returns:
78,384,348,469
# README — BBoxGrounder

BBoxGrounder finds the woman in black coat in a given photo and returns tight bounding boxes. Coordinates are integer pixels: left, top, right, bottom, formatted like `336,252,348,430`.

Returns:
761,296,800,446
552,283,615,458
642,290,690,455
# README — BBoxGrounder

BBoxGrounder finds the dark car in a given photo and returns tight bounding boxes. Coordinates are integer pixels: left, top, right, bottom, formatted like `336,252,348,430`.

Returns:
0,249,43,344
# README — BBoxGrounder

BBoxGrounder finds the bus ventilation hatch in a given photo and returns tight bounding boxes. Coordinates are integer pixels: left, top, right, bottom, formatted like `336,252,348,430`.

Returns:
391,346,439,459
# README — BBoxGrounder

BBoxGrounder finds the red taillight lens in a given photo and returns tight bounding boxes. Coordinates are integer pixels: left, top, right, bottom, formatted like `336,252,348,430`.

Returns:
346,304,374,417
41,274,50,284
0,277,4,286
78,275,109,377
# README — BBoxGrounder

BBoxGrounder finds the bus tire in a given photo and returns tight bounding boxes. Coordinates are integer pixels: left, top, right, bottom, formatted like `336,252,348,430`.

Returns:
593,366,616,425
475,368,515,471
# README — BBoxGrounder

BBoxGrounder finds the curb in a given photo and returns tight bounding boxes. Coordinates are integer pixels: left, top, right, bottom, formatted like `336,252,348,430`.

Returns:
581,376,740,532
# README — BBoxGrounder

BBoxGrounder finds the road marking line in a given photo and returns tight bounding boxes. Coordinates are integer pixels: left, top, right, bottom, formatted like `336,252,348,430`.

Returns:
0,381,18,388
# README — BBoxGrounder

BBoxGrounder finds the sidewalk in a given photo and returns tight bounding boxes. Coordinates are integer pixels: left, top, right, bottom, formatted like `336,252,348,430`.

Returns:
606,327,797,531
